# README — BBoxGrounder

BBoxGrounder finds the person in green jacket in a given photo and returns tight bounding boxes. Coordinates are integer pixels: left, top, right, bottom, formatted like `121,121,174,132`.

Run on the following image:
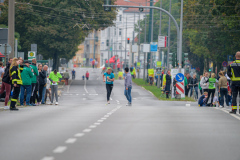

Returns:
30,58,39,106
20,61,33,106
49,69,62,105
199,75,203,95
206,73,217,105
184,73,188,96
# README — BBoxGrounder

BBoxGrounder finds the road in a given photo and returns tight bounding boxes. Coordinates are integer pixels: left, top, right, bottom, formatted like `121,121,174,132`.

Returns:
0,68,240,160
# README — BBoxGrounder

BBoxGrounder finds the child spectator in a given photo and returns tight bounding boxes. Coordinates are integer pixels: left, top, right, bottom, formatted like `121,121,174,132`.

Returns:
212,96,220,107
228,91,232,106
82,75,85,80
198,92,208,107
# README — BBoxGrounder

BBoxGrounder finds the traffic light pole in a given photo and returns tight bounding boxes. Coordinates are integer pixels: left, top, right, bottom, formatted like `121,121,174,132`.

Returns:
125,16,127,69
103,4,181,70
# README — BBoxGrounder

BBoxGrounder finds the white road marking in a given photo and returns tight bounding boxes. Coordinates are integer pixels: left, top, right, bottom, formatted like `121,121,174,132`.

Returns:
214,108,240,121
89,94,98,96
84,79,89,93
65,138,77,144
94,123,101,125
83,129,92,133
83,94,85,95
74,133,85,137
231,114,240,120
41,157,54,160
101,117,107,120
89,125,97,128
104,115,109,118
186,104,191,107
53,146,67,153
76,94,79,96
98,119,104,122
107,113,112,115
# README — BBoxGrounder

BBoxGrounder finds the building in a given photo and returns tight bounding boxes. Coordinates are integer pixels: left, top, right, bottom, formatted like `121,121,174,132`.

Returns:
100,0,155,67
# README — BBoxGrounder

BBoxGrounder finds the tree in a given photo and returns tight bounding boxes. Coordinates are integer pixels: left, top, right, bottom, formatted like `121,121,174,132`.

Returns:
0,0,117,69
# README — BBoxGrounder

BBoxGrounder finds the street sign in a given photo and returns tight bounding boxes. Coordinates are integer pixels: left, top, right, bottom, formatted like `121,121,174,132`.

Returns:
137,62,141,67
110,47,112,52
176,73,184,82
90,58,93,62
0,28,8,44
132,45,138,52
150,42,158,52
158,36,167,48
28,51,36,60
157,61,162,67
143,44,150,52
0,44,12,55
222,61,228,67
18,52,24,60
227,55,233,61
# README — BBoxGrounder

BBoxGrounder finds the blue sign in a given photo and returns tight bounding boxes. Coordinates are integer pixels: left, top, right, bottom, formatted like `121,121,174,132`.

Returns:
228,55,233,61
176,73,184,82
90,58,93,62
150,42,158,52
222,61,228,67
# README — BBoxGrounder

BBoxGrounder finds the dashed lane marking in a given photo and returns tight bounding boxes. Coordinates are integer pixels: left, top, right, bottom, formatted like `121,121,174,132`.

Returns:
89,94,98,96
74,133,85,137
84,79,89,94
101,117,107,120
53,146,67,153
94,123,101,125
98,119,104,122
65,138,77,144
89,125,97,128
104,115,110,118
41,157,54,160
83,129,92,133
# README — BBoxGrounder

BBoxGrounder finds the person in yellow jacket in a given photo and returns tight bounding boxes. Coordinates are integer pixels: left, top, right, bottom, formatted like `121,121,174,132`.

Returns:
227,51,240,114
49,69,62,105
9,58,22,111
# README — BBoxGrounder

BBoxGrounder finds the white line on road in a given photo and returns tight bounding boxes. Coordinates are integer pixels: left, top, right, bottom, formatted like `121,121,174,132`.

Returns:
41,157,54,160
83,129,92,133
94,123,101,125
214,108,240,121
83,94,85,95
98,119,104,122
231,114,240,121
84,79,89,94
101,117,107,120
89,125,97,128
65,138,77,144
76,94,79,96
53,146,67,153
107,113,112,115
74,133,85,137
104,115,109,118
89,94,98,96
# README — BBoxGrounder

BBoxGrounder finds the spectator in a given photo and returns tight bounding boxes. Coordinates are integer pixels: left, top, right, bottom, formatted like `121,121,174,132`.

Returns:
72,69,76,80
41,65,48,104
173,76,177,98
207,73,217,106
30,58,39,106
82,75,85,80
199,75,203,95
212,96,220,107
49,69,62,105
0,59,12,109
38,64,47,105
86,71,89,80
18,57,24,73
184,73,188,96
45,78,51,104
9,58,22,111
189,74,199,99
165,71,171,99
186,73,192,97
63,70,70,85
0,62,4,79
198,92,208,107
218,71,228,108
200,72,209,92
20,61,33,106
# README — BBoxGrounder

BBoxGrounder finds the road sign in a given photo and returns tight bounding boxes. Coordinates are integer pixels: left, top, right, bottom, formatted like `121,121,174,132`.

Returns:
150,42,158,52
143,44,150,52
157,61,162,67
137,62,141,67
0,44,12,55
222,61,228,67
227,55,233,61
176,73,184,82
83,58,86,61
90,58,93,62
158,36,167,48
28,51,36,60
18,52,24,60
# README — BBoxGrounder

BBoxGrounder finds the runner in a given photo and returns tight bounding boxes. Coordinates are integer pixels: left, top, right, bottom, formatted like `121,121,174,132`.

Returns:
103,67,115,104
124,67,132,106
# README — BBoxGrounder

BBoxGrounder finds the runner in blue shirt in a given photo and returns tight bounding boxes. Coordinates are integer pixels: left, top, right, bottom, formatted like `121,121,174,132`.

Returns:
103,67,115,104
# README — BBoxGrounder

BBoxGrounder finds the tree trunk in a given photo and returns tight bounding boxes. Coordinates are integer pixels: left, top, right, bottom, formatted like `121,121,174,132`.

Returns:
52,52,59,71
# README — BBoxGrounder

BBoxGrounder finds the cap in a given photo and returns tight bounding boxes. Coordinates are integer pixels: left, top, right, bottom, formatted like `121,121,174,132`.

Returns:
107,67,112,70
24,60,30,64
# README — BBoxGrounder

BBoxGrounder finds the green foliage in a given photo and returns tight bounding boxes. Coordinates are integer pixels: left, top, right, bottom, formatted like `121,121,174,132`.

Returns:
0,0,116,69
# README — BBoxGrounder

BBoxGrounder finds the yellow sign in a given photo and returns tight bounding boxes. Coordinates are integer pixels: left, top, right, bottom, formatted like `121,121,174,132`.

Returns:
28,51,36,60
157,61,162,67
137,62,141,67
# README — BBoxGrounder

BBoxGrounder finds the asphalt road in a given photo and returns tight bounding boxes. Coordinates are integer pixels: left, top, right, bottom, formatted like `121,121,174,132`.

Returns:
0,68,240,160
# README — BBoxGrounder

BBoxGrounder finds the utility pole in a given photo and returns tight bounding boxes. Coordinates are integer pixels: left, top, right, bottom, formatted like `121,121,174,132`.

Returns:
138,11,140,79
93,30,96,60
132,12,135,66
143,0,147,80
147,0,153,81
108,28,110,67
8,0,15,58
125,16,127,68
158,0,162,61
4,44,7,66
179,0,183,69
167,0,172,69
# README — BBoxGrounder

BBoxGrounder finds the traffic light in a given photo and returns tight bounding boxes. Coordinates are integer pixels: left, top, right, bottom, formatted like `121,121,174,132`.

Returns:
182,53,188,67
104,0,111,11
209,68,212,72
106,40,109,46
127,38,130,44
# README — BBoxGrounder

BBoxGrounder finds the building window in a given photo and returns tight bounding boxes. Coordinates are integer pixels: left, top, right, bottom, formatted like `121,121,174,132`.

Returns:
119,15,122,21
119,43,122,49
119,29,122,36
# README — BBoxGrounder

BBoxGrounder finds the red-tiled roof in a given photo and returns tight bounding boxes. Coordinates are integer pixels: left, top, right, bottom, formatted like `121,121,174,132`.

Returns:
116,0,157,12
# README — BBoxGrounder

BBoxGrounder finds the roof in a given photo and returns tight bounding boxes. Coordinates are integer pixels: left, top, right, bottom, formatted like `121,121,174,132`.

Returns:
116,0,157,12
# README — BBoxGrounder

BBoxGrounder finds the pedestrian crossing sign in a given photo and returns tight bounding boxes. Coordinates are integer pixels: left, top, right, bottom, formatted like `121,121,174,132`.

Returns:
28,51,36,60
